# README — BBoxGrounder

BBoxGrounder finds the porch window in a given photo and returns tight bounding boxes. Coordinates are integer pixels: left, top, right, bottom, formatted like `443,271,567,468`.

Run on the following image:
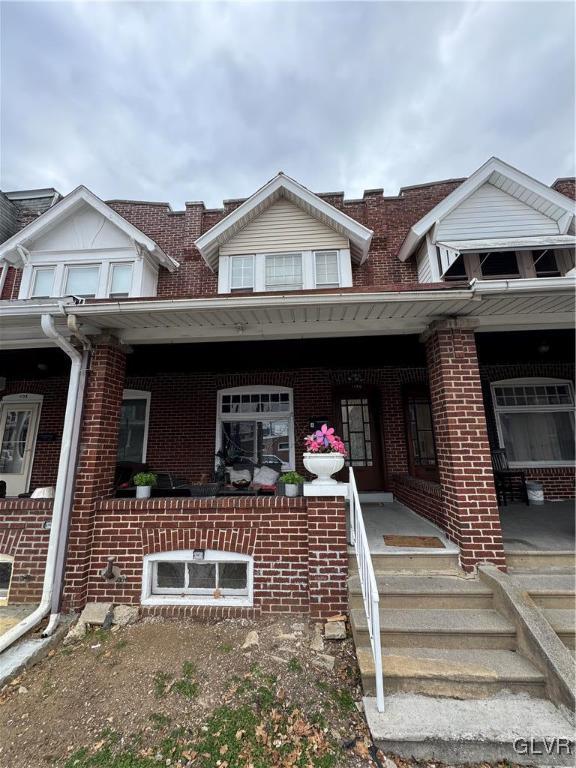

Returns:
492,379,575,466
404,387,438,481
142,550,253,606
117,390,151,463
217,386,294,469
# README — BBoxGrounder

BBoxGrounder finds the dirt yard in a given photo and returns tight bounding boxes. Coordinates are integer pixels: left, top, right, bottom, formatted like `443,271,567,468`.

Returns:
0,614,388,768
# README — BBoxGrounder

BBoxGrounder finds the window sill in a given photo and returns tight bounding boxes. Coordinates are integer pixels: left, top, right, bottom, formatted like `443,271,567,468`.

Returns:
142,595,253,608
508,462,575,469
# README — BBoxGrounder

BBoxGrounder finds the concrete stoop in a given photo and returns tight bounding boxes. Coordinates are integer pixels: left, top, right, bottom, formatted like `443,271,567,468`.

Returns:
363,693,575,767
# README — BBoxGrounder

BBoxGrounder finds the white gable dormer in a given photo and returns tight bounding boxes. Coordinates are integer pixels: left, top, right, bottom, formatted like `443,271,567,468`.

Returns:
0,186,178,300
399,158,575,283
195,173,373,294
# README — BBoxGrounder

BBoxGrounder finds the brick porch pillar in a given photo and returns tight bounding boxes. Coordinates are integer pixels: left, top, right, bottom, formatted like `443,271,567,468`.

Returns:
424,325,506,571
63,339,127,610
307,497,348,617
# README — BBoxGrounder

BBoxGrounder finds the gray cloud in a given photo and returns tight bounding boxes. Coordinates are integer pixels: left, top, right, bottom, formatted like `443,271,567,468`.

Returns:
1,1,573,207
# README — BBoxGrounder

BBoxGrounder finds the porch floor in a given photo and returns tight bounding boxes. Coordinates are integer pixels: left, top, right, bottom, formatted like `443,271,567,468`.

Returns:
353,501,458,555
500,501,575,551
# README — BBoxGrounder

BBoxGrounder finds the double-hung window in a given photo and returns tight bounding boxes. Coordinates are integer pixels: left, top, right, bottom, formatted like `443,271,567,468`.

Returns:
265,253,303,291
217,386,294,469
230,255,255,292
492,379,575,466
314,250,340,288
109,263,133,297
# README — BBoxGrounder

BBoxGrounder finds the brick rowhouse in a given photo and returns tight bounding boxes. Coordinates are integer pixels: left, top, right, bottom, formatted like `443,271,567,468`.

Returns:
425,326,506,571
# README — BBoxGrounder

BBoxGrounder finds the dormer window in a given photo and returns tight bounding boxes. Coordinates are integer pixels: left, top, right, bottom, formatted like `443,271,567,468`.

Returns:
65,265,100,297
265,253,303,291
218,249,352,294
533,250,561,278
230,255,255,293
109,263,133,298
479,251,519,279
30,267,55,298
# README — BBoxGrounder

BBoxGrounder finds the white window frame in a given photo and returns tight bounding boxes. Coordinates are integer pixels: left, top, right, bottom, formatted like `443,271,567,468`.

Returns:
229,254,255,292
313,249,341,288
218,249,353,294
22,255,139,300
64,263,102,298
141,549,253,607
263,252,304,292
108,262,135,298
491,377,575,467
215,385,295,470
118,389,151,462
0,555,14,605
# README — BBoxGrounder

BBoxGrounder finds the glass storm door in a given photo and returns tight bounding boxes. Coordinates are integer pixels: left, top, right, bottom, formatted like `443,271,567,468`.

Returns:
0,398,42,497
338,394,385,491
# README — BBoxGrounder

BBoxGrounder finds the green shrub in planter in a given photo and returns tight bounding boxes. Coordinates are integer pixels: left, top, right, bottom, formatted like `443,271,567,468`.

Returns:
279,472,305,485
133,472,157,487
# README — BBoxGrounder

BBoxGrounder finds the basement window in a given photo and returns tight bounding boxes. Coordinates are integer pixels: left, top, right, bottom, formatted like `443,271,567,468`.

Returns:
142,550,253,606
0,557,13,604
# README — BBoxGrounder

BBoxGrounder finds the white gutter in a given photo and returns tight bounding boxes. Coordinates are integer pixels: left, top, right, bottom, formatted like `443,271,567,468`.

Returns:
0,314,90,652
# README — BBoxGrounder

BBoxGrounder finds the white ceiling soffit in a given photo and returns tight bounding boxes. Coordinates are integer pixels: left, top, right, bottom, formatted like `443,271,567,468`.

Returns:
194,172,374,270
398,157,576,262
437,234,576,276
0,186,178,271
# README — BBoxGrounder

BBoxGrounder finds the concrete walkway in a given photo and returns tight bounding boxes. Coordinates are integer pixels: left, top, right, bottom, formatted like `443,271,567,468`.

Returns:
500,501,575,551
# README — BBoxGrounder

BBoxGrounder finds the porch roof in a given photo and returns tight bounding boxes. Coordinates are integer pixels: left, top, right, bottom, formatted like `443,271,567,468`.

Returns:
1,276,574,349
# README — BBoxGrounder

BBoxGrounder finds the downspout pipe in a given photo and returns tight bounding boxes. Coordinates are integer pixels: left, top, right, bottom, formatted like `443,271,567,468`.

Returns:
0,315,89,653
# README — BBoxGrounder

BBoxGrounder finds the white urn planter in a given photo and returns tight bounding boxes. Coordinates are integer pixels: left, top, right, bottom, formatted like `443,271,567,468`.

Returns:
136,486,152,499
303,452,345,485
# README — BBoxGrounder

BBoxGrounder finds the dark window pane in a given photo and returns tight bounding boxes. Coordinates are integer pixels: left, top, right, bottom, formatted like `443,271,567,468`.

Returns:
0,561,12,592
188,562,216,589
480,252,519,277
219,562,247,590
533,250,561,277
156,562,185,589
117,398,147,462
444,256,467,281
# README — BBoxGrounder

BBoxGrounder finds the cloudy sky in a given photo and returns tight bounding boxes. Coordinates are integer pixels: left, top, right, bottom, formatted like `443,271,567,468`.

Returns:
1,1,574,208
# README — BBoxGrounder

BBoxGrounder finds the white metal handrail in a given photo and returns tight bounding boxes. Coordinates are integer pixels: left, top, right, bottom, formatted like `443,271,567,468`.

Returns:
348,467,384,712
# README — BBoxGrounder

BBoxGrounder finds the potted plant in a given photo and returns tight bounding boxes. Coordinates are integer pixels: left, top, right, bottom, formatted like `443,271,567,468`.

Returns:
303,425,347,485
279,471,305,497
133,472,157,499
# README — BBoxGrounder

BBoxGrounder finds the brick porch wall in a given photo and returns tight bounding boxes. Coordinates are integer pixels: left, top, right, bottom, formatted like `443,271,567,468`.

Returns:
392,475,445,529
0,499,52,603
83,496,347,618
425,328,506,570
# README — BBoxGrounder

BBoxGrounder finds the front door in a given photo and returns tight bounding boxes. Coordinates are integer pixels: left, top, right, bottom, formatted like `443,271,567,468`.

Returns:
336,391,385,491
0,395,43,497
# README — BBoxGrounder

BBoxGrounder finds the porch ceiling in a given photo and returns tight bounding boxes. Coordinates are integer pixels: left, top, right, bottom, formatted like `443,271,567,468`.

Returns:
1,279,574,348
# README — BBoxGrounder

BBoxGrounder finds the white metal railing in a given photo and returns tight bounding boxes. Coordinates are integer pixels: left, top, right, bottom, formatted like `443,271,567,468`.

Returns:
348,467,384,712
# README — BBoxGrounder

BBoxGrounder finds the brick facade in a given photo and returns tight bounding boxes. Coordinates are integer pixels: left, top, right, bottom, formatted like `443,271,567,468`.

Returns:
0,499,52,602
425,328,506,571
76,495,347,618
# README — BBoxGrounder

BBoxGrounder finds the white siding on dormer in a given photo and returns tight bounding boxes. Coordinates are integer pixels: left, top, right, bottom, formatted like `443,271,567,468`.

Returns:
416,240,433,283
32,206,134,252
436,182,560,241
220,199,348,256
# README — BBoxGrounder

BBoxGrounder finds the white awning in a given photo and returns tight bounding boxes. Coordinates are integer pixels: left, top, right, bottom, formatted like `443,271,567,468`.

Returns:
437,235,576,276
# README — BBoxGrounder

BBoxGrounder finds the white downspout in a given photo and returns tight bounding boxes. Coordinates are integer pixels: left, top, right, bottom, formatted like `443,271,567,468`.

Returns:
0,315,89,653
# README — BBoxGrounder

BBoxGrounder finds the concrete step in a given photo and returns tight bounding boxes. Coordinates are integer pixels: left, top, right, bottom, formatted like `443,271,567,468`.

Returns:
363,694,575,766
356,646,546,699
511,573,576,609
348,574,493,609
351,608,517,650
542,608,576,649
348,551,461,575
505,550,576,572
